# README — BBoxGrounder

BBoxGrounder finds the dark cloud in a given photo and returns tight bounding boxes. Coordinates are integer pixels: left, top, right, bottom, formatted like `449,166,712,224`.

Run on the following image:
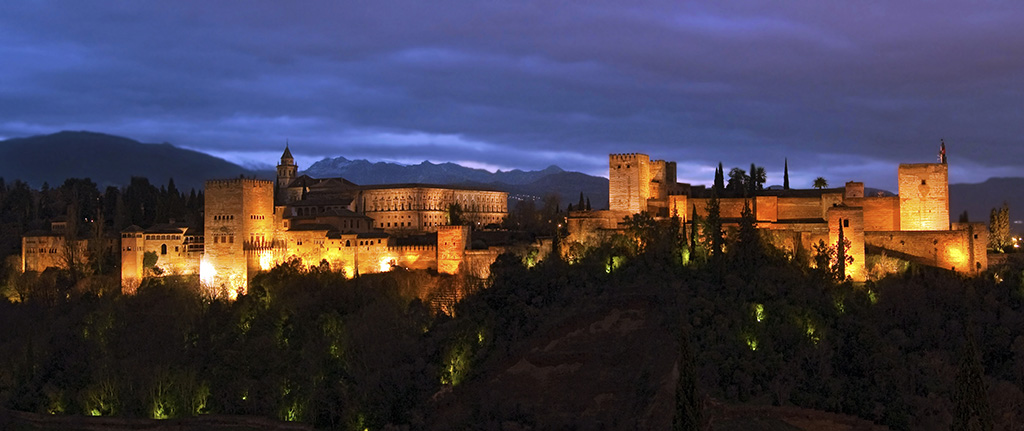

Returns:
1,1,1022,191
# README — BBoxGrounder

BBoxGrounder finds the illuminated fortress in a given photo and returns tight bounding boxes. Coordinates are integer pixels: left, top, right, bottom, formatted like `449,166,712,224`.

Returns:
567,145,987,281
118,146,509,296
22,143,988,293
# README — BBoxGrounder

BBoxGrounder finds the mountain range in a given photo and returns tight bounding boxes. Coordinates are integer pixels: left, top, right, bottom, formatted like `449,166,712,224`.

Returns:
0,131,1019,225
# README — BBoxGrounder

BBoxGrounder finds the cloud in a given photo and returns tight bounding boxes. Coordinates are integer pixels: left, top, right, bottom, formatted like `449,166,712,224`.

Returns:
0,1,1021,191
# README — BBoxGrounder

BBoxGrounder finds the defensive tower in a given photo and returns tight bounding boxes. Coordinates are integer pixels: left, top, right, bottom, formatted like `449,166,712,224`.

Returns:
609,153,652,213
202,179,275,298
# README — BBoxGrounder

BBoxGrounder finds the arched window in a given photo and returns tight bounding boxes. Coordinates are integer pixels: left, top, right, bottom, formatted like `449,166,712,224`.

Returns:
161,244,167,255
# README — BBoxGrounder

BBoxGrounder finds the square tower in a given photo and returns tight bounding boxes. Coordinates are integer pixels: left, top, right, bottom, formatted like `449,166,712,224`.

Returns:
609,153,651,213
898,163,949,231
203,179,275,298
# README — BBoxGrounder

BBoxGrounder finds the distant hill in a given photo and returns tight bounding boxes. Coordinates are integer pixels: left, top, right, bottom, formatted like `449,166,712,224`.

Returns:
306,156,609,209
0,131,257,191
950,177,1024,232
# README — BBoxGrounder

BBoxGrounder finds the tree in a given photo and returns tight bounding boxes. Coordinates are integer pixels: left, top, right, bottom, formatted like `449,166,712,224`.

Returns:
959,211,970,223
577,192,585,211
813,177,828,190
988,202,1010,252
446,203,465,226
836,222,846,279
727,168,747,195
689,204,703,263
750,165,766,191
952,330,993,431
702,192,724,260
713,163,725,194
732,199,763,271
673,328,702,431
784,158,790,190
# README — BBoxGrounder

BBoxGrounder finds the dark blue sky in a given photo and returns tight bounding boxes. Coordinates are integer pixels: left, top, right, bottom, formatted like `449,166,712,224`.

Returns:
1,1,1022,191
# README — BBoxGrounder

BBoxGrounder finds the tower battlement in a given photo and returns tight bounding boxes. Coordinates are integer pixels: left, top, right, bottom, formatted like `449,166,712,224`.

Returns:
206,178,274,189
609,153,649,162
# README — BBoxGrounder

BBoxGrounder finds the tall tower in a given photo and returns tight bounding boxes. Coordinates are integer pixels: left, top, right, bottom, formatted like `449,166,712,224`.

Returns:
609,153,651,213
898,146,950,231
276,144,297,204
202,179,275,298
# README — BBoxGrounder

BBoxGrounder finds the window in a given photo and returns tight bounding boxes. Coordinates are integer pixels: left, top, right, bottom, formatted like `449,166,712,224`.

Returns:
921,180,926,185
161,244,167,255
843,219,849,228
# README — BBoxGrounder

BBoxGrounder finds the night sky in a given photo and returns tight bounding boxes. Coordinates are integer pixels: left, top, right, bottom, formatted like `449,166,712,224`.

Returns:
2,1,1022,191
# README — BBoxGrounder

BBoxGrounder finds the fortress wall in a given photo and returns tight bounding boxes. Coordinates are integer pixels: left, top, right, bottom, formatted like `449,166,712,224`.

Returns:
719,198,750,219
899,163,949,231
464,248,503,279
777,197,824,220
668,196,688,221
609,153,651,213
389,245,437,271
755,196,778,222
952,222,988,274
649,160,667,200
865,230,975,274
845,196,900,231
828,206,866,282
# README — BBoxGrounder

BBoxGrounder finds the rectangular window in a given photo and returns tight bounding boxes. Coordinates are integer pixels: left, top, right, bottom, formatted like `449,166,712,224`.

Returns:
843,219,849,228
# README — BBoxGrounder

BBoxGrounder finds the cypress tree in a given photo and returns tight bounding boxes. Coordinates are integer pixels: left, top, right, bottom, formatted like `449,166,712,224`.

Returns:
783,158,790,190
952,330,993,431
836,221,846,280
578,192,585,210
586,197,591,211
713,163,725,194
704,191,724,260
673,328,702,431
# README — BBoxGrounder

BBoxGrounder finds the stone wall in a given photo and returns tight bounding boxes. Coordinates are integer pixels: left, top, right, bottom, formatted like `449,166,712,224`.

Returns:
776,197,825,221
847,196,900,231
609,153,651,213
203,179,275,297
437,225,469,274
899,163,949,231
827,206,866,282
865,229,980,274
390,245,437,271
120,232,145,291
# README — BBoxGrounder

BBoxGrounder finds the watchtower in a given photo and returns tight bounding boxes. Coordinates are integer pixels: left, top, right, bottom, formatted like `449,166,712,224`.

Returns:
898,162,949,231
203,179,275,298
609,153,652,213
